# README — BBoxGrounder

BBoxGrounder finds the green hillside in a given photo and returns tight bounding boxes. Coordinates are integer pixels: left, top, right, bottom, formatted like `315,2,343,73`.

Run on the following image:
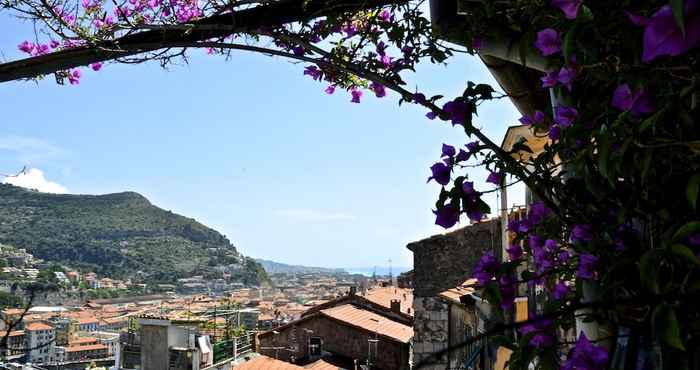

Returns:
0,183,267,285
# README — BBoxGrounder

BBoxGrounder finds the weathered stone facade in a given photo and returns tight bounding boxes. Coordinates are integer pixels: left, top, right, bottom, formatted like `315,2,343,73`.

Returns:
407,219,501,369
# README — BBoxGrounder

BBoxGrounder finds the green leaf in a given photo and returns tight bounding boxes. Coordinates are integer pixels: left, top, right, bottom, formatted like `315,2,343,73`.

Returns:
672,221,700,242
670,244,700,266
639,250,660,293
671,0,686,35
686,173,700,210
562,25,578,65
652,304,685,350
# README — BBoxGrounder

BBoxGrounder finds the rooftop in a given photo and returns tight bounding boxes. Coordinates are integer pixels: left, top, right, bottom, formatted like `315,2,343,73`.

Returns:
64,343,108,352
360,286,413,316
25,322,53,331
438,279,478,304
320,304,413,343
233,355,303,369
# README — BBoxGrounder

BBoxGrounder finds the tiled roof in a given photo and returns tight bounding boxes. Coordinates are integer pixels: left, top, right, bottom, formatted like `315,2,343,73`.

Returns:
9,330,24,337
78,317,99,324
360,287,413,316
233,355,303,369
320,305,413,343
438,279,478,304
69,337,98,345
64,344,108,352
25,322,53,331
303,358,347,370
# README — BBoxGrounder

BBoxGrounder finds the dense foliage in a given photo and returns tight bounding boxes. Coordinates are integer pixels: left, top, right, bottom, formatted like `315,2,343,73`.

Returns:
0,184,267,284
3,0,700,368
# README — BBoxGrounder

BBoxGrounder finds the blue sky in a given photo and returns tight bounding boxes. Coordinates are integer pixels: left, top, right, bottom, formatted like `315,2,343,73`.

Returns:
0,12,523,268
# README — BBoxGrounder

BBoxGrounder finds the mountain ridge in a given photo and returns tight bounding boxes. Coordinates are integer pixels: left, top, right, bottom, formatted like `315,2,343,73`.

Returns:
0,183,267,285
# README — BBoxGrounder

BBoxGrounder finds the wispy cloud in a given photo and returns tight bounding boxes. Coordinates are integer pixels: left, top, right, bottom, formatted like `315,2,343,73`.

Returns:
274,208,357,222
3,168,68,194
0,136,69,164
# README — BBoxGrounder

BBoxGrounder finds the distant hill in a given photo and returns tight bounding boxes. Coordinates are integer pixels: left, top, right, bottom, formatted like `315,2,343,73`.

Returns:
255,259,346,274
0,183,267,285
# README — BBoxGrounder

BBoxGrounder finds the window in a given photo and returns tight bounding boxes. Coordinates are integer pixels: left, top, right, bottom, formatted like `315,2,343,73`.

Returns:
309,337,323,357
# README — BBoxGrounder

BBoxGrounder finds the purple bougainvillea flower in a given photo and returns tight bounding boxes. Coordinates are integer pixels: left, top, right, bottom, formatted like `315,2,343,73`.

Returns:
455,149,469,163
434,204,459,228
627,0,700,63
562,333,609,370
555,105,578,127
472,35,483,51
534,28,562,56
370,82,386,98
292,46,305,56
507,244,523,260
350,89,362,103
413,93,426,104
324,85,335,95
68,69,81,85
557,66,578,91
571,224,594,242
529,234,544,250
486,171,503,186
467,209,484,223
689,233,700,247
507,219,520,232
552,282,569,299
529,201,550,224
519,319,554,349
441,144,456,158
18,41,35,54
551,0,583,19
577,253,598,279
544,239,558,252
379,9,392,22
462,181,476,195
519,110,546,126
90,62,102,71
541,70,559,88
303,66,321,80
466,141,479,153
49,40,60,49
518,219,532,233
342,23,358,37
428,162,451,186
376,41,388,56
611,84,656,116
474,251,499,284
426,111,438,120
548,125,561,141
442,100,470,126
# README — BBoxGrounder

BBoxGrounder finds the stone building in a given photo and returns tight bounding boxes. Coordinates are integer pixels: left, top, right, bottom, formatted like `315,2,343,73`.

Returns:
407,219,501,369
257,303,412,370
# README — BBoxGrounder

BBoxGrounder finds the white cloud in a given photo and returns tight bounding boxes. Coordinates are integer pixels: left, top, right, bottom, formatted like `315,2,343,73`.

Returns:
0,136,69,164
3,168,68,194
274,208,357,222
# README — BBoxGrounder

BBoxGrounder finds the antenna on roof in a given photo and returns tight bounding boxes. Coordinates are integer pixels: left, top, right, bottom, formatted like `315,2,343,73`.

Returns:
388,259,393,285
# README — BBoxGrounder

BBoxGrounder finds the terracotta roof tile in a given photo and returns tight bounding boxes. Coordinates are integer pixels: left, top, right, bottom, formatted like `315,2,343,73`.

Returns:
360,287,413,316
438,279,478,304
303,359,344,370
234,355,303,369
320,305,413,343
64,344,108,352
25,322,53,331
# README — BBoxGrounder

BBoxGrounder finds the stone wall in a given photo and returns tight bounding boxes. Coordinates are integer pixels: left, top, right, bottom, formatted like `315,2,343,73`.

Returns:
407,219,501,369
408,219,501,297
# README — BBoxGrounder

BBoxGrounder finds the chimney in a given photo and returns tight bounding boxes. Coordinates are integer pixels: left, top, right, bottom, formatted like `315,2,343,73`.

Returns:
349,286,357,296
390,299,401,314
